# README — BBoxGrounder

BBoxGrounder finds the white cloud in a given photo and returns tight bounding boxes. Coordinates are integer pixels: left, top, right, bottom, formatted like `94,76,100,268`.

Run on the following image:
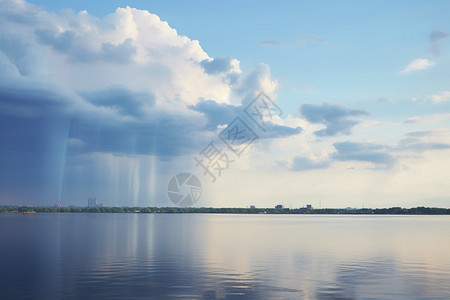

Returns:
400,58,435,74
233,63,278,104
0,0,284,206
0,0,278,108
425,91,450,103
405,113,450,124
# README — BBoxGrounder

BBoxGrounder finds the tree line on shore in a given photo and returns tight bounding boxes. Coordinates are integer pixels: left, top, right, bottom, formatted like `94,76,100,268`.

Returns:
1,206,450,215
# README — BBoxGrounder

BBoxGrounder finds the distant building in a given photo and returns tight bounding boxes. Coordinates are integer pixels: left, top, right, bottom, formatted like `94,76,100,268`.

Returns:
88,197,97,207
306,204,313,210
250,205,256,209
275,204,284,209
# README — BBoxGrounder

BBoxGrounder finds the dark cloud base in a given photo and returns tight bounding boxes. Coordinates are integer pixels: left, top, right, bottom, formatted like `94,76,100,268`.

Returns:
300,102,368,137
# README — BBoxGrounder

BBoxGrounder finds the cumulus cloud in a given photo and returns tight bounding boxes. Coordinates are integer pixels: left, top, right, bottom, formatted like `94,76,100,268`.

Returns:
400,58,435,74
0,0,282,155
200,57,241,75
189,100,242,131
190,99,302,138
332,141,396,169
0,1,220,157
430,27,450,57
35,29,137,64
300,103,368,137
0,0,286,205
82,87,155,118
234,63,278,105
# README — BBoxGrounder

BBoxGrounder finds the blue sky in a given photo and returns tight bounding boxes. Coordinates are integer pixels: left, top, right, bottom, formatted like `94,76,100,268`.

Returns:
1,0,449,208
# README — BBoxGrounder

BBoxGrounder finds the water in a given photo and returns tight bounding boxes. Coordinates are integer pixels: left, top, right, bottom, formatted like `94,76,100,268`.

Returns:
1,213,449,299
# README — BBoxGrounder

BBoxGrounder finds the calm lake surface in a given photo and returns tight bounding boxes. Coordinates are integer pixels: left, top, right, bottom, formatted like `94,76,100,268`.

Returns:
1,213,449,299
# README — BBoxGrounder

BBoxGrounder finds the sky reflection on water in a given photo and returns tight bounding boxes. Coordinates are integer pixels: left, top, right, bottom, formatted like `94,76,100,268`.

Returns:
0,214,449,299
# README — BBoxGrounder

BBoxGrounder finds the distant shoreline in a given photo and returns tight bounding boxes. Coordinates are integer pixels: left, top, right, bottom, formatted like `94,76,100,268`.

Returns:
1,206,450,215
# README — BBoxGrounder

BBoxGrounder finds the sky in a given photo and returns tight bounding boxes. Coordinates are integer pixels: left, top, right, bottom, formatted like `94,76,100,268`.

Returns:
1,0,449,208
